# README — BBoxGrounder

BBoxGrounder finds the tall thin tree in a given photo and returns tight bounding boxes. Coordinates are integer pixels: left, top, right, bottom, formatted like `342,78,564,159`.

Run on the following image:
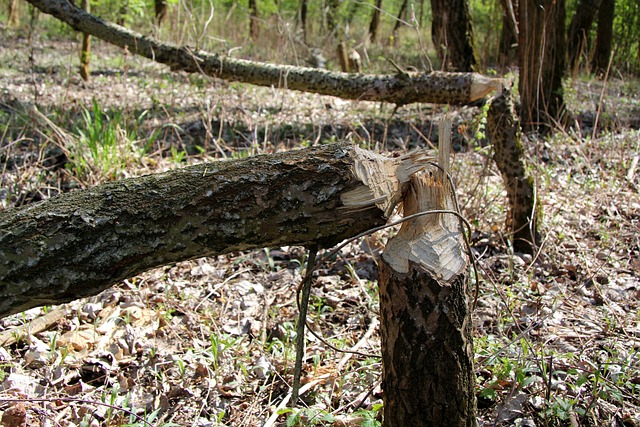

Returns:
518,0,566,131
249,0,259,40
592,0,615,76
368,0,382,43
498,0,519,68
300,0,308,44
567,0,603,75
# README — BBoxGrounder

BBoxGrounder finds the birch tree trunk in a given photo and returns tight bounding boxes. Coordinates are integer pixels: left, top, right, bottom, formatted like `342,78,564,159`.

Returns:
24,0,500,106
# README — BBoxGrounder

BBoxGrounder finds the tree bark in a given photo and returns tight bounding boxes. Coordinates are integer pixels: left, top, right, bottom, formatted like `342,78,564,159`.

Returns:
0,143,434,319
154,0,168,25
248,0,259,41
24,0,500,106
498,0,519,68
430,0,478,72
518,0,566,132
487,87,541,254
567,0,603,75
591,0,614,76
368,0,382,43
79,0,90,82
299,0,308,45
379,130,476,426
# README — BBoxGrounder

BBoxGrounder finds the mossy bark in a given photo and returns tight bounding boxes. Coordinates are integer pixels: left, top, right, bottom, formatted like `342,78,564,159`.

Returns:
0,144,393,318
25,0,500,106
487,88,542,254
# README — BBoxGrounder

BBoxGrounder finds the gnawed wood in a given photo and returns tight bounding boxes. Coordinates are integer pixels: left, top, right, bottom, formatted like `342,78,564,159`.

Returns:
0,307,68,347
378,120,476,426
25,0,501,106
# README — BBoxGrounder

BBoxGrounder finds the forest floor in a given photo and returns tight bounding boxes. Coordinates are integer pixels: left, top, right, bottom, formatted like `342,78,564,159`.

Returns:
1,34,639,427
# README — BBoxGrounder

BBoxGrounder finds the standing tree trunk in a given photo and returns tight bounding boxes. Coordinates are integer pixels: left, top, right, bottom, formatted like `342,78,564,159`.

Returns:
498,0,519,68
79,0,90,82
430,0,478,72
487,87,541,254
368,0,382,43
591,0,615,76
248,0,259,41
300,0,308,44
154,0,168,25
391,0,408,45
567,0,603,76
518,0,566,132
379,126,476,426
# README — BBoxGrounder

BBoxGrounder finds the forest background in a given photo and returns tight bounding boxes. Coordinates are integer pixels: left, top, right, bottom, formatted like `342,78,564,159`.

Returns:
0,0,639,426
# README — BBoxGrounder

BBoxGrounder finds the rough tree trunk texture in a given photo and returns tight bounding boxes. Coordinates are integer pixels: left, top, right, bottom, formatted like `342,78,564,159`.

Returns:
567,0,603,76
24,0,501,106
518,0,566,132
378,124,476,426
430,0,478,72
487,88,541,254
591,0,614,76
0,143,433,319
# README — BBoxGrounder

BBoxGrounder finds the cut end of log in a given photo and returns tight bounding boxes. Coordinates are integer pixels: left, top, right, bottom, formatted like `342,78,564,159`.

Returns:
470,74,503,102
341,147,435,217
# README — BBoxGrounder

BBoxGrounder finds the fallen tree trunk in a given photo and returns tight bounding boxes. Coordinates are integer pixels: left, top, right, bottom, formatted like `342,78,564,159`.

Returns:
25,0,500,106
0,143,430,318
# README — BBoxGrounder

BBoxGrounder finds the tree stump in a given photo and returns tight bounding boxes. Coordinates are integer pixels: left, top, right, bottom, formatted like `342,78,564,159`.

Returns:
378,127,476,426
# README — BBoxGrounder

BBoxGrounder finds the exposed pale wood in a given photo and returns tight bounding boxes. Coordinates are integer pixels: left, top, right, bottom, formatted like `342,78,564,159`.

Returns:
378,124,475,426
24,0,501,106
0,307,68,346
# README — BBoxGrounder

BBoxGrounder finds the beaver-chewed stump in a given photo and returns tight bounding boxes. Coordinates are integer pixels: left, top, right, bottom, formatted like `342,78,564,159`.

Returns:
378,123,476,427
